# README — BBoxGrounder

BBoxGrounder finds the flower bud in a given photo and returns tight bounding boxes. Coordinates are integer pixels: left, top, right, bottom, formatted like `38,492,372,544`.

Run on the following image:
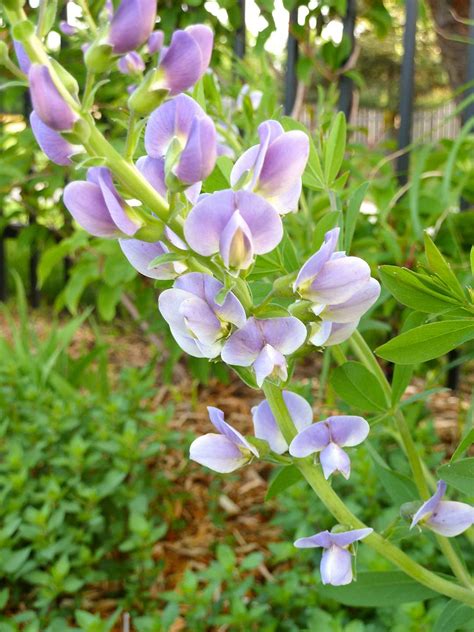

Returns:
108,0,156,54
84,42,114,73
28,64,78,132
118,51,145,75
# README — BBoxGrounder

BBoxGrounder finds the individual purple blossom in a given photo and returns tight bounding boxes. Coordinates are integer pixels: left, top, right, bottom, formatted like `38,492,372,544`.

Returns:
155,25,213,96
294,228,371,305
230,120,309,214
63,167,141,238
289,415,370,480
190,406,259,473
221,317,307,387
294,528,373,586
108,0,156,54
410,480,474,537
158,273,246,358
145,94,217,186
119,230,187,280
252,391,313,454
30,111,80,166
28,65,78,132
137,155,201,204
148,30,164,54
14,40,31,74
184,190,283,270
118,52,145,75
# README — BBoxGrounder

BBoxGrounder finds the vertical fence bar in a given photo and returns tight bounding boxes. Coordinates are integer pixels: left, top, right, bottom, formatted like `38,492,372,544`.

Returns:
234,0,246,59
284,8,299,115
337,0,356,118
396,0,418,185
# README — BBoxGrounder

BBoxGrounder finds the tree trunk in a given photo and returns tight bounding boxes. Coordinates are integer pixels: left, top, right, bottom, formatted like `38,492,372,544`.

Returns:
426,0,469,95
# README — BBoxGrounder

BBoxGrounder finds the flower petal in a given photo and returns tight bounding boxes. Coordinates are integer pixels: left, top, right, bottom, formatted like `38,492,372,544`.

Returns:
320,546,353,585
294,530,332,549
119,238,177,279
207,406,258,456
190,433,249,473
258,317,307,355
235,191,283,254
320,443,351,479
427,501,474,537
28,65,77,131
14,40,31,74
326,416,370,447
321,278,381,323
30,111,78,166
294,228,340,292
63,181,118,237
257,130,309,197
411,480,447,529
221,318,264,366
253,344,287,387
97,169,139,236
289,422,330,458
306,256,371,304
219,210,254,269
109,0,156,54
323,321,359,347
175,115,217,184
328,528,373,548
186,24,213,74
160,30,203,95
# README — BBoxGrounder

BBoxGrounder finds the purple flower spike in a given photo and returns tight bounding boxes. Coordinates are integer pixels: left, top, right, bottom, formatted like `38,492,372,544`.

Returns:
252,391,313,454
148,30,164,54
221,317,307,386
14,40,31,74
63,167,141,238
28,65,78,132
109,0,156,54
294,528,373,586
230,120,309,214
190,406,258,473
119,238,186,280
289,415,369,480
158,273,246,358
158,26,213,95
184,190,283,270
295,228,370,305
118,51,145,75
145,95,216,186
30,112,80,166
410,480,474,537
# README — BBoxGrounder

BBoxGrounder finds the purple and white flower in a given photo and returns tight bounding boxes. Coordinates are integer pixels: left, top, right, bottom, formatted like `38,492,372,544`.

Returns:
221,317,307,387
230,120,309,214
108,0,156,54
184,190,283,270
294,528,373,586
252,391,313,454
289,415,370,479
28,65,78,132
190,406,259,473
145,94,216,186
410,480,474,537
158,273,246,358
63,167,141,237
30,111,80,166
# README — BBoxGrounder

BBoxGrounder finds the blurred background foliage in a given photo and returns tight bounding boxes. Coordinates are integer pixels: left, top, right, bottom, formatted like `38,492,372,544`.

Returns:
0,0,473,629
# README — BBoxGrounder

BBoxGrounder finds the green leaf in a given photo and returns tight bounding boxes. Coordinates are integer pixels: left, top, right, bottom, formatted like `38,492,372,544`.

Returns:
424,233,465,301
470,246,474,276
203,155,233,192
450,428,474,463
266,465,303,500
147,251,187,269
312,211,342,250
437,458,474,495
318,572,437,607
391,311,426,405
371,460,417,505
433,600,474,632
281,116,324,190
323,111,346,186
331,362,387,411
379,266,459,314
376,320,474,364
2,547,31,574
344,182,368,252
97,284,122,322
0,588,9,610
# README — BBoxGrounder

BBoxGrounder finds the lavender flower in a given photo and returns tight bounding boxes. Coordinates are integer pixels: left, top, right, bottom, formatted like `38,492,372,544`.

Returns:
158,273,246,358
63,167,141,237
137,155,201,204
190,406,259,473
294,528,373,586
252,391,313,454
184,190,283,270
148,30,164,54
410,480,474,537
30,111,80,166
230,120,309,214
289,415,370,479
118,51,145,75
108,0,156,54
28,65,78,132
145,94,216,186
221,317,307,387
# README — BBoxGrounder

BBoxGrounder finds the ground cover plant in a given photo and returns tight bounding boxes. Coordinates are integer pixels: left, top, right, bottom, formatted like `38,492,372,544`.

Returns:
1,0,474,629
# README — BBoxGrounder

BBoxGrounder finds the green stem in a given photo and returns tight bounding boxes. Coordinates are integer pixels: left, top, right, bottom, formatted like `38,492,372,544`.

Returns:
76,0,97,34
1,56,26,80
262,381,474,605
124,111,139,162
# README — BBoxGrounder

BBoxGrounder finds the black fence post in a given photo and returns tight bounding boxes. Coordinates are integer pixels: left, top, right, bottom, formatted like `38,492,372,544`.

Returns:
284,8,299,115
396,0,418,185
337,0,356,118
234,0,246,59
